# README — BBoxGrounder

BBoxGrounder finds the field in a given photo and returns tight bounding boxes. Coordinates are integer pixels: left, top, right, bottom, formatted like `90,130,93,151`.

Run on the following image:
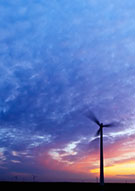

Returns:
1,182,135,190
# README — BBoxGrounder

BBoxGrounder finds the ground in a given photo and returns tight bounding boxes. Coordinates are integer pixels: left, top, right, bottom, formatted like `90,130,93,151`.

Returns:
1,182,135,190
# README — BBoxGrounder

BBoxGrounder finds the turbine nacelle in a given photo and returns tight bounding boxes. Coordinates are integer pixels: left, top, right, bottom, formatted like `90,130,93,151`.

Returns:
100,123,103,127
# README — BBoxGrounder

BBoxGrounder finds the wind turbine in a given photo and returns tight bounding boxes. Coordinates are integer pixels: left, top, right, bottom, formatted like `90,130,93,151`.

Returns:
86,111,116,186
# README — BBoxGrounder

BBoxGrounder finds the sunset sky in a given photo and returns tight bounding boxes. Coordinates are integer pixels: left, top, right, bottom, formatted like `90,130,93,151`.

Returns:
0,0,135,182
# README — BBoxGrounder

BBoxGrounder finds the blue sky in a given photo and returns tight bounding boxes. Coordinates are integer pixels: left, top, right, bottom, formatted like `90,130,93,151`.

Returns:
0,0,135,182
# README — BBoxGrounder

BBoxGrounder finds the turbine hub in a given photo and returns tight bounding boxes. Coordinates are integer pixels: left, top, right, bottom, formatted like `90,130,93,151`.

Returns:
100,123,103,127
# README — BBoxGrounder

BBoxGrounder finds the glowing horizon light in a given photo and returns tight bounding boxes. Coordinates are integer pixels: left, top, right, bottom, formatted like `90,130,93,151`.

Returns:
90,160,135,178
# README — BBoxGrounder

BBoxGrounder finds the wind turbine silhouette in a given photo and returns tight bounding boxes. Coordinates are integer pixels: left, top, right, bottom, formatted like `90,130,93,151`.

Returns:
86,111,116,186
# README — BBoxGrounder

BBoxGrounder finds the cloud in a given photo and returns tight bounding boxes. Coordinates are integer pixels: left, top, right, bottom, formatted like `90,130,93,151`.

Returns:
0,127,53,152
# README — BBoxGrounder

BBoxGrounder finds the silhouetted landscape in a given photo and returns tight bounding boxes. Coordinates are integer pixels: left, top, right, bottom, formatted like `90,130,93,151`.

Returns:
1,182,135,190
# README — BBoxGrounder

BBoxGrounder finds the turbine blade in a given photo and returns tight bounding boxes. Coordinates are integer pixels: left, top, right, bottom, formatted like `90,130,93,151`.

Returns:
86,111,100,126
103,122,117,127
95,128,101,136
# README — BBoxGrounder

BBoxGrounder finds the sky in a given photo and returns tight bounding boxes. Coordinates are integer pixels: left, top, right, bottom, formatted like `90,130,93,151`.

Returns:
0,0,135,182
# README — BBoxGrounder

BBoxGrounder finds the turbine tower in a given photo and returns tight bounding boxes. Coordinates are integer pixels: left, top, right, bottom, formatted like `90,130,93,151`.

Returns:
86,111,116,186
